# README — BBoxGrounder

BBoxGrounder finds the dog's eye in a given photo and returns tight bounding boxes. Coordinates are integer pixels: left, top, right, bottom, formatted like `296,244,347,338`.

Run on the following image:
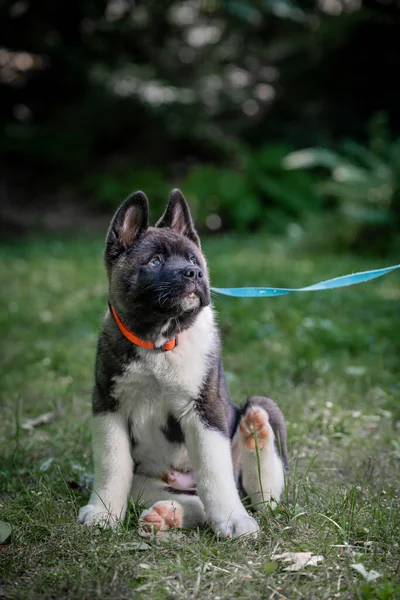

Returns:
150,256,162,266
189,256,197,265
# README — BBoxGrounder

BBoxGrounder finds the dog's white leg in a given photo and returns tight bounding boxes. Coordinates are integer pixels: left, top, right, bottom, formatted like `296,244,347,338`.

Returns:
182,418,259,539
131,473,206,535
79,412,133,527
236,405,285,510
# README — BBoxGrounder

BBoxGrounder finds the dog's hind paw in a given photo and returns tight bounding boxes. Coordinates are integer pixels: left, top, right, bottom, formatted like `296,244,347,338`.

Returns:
239,406,272,450
138,500,183,536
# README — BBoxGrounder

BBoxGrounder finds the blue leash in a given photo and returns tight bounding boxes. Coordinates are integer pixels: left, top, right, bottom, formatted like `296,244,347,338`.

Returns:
212,264,400,297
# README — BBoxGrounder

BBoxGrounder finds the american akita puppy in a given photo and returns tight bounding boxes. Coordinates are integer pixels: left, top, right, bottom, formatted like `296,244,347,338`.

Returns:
79,189,288,538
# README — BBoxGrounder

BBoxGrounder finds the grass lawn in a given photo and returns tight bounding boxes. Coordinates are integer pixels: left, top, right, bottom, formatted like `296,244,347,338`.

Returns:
1,233,399,599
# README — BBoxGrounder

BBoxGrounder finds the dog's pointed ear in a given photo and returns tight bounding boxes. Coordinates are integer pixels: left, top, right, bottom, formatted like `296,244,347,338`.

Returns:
105,191,149,260
156,189,200,247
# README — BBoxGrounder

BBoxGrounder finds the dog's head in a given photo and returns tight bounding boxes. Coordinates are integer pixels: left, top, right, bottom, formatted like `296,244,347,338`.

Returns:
105,189,211,339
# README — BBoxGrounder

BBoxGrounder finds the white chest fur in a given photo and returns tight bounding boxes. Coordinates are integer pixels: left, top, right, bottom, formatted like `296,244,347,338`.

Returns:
111,307,217,476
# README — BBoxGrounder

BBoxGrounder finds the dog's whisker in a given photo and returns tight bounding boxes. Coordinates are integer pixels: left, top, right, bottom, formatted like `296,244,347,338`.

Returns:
158,291,172,306
141,282,170,293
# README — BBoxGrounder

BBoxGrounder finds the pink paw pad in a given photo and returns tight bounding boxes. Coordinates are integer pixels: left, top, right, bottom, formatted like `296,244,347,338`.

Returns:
139,501,183,536
239,406,271,450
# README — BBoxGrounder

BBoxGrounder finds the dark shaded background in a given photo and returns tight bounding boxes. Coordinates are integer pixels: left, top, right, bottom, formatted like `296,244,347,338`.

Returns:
1,0,399,252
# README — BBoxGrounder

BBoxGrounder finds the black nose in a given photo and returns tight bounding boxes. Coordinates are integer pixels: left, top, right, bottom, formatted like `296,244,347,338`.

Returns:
182,266,204,280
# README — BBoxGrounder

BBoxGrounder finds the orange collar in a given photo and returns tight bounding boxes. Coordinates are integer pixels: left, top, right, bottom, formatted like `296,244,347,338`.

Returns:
108,303,178,352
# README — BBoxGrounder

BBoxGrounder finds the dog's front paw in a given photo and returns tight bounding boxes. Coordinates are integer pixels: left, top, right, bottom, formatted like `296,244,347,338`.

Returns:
211,512,259,539
78,503,119,528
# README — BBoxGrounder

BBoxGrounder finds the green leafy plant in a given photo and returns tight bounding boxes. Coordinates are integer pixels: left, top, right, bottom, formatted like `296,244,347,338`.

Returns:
183,144,321,232
283,113,400,249
244,144,323,230
183,165,261,232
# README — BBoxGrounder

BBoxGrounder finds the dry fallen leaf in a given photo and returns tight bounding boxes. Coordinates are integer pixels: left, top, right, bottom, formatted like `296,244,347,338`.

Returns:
22,411,58,430
271,552,324,572
22,401,63,430
0,521,12,544
351,563,381,582
119,542,150,551
39,457,54,472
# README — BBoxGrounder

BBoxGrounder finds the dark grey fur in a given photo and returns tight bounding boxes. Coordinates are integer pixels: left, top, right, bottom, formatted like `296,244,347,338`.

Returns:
161,414,185,444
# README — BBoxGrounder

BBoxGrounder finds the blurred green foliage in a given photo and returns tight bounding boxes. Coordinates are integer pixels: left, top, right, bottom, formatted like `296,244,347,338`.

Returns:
284,114,400,250
1,0,400,250
83,122,400,252
182,143,322,232
83,143,322,232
